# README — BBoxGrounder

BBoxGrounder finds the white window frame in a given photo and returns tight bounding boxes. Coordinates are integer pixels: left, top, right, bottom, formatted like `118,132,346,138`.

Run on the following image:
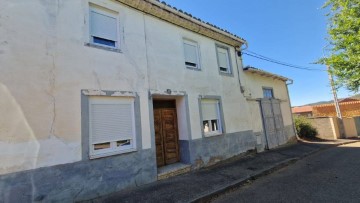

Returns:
201,99,223,137
183,39,201,70
89,96,136,159
89,5,120,49
216,45,232,74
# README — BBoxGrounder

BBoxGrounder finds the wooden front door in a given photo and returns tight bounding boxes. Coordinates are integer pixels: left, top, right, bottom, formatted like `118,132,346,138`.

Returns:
154,105,180,167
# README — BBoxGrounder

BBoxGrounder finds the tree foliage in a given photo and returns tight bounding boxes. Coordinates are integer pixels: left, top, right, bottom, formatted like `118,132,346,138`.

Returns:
321,0,360,92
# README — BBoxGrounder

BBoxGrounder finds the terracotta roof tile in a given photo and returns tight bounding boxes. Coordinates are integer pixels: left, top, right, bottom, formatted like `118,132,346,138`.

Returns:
292,106,313,113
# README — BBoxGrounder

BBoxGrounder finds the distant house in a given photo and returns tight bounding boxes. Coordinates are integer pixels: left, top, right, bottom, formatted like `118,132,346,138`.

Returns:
292,106,313,117
339,98,359,103
313,101,360,117
0,0,296,202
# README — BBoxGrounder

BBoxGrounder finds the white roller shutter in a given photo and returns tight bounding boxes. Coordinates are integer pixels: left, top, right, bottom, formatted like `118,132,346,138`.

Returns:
90,9,117,41
184,40,198,65
89,97,135,145
201,100,219,120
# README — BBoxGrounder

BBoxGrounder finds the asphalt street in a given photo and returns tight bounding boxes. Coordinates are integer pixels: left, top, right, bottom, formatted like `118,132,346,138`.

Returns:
213,142,360,203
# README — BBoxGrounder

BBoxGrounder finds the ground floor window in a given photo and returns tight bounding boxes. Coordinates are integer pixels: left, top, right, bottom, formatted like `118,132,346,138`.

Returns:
89,96,136,159
200,99,223,136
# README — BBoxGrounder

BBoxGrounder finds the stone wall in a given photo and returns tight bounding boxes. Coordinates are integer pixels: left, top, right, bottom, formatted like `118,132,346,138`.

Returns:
343,117,360,138
179,130,256,169
0,149,157,203
310,117,340,140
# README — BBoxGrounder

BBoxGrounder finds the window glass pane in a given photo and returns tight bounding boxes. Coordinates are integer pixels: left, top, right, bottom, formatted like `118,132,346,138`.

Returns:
211,120,218,131
185,62,197,67
90,9,117,41
94,142,111,150
117,139,131,147
263,88,273,98
93,37,116,47
203,120,210,132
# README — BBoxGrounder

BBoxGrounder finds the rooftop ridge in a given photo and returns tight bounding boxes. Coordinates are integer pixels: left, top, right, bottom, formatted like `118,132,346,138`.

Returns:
116,0,246,47
313,100,360,107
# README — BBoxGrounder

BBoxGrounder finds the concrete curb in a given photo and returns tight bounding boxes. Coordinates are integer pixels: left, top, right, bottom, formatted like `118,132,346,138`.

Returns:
190,140,360,203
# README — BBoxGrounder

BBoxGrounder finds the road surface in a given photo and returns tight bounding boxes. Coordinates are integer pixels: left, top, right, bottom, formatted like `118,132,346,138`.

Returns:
213,142,360,203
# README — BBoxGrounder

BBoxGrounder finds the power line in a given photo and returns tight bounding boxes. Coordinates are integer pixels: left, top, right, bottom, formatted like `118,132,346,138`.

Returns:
242,50,327,72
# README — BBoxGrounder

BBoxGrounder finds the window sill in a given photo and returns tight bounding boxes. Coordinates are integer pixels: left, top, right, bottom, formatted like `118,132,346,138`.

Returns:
204,132,223,138
186,66,202,71
219,71,234,77
85,43,122,53
89,148,137,159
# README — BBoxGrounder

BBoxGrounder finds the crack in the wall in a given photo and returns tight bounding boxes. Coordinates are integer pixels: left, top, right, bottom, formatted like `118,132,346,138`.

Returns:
73,186,84,201
45,41,57,138
40,0,62,139
92,71,102,90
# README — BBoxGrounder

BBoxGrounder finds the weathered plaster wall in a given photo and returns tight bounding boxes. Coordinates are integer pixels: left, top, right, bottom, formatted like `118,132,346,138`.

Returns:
242,73,292,125
0,0,298,201
240,71,295,148
0,0,292,178
144,15,252,140
0,0,151,174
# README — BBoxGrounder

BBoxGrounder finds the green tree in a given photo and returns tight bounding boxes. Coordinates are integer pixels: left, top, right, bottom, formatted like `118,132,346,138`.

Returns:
321,0,360,92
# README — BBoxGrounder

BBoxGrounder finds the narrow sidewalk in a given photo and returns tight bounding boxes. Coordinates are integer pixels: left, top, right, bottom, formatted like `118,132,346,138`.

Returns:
82,139,359,203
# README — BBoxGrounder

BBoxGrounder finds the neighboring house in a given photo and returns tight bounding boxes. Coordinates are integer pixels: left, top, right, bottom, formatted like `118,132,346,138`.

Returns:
339,98,359,103
292,106,313,117
313,101,360,117
292,96,360,118
0,0,295,202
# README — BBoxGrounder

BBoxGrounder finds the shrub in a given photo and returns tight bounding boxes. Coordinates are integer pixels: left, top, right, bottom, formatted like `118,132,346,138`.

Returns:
294,116,318,139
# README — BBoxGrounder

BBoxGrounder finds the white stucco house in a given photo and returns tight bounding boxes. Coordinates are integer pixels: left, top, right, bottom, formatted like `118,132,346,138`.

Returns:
0,0,296,202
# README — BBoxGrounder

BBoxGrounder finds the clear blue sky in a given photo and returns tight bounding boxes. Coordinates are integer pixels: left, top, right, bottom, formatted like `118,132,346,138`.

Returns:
163,0,353,106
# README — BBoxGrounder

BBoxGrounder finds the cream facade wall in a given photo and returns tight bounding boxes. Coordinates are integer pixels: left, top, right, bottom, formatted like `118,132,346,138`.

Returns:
0,0,152,175
144,15,252,140
241,72,293,132
0,0,293,176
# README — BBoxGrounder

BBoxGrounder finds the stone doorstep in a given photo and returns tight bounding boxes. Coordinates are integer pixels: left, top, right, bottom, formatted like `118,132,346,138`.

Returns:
157,163,191,181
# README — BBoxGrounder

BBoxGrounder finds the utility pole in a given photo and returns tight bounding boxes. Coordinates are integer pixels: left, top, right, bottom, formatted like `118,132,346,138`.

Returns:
327,65,345,138
327,66,342,119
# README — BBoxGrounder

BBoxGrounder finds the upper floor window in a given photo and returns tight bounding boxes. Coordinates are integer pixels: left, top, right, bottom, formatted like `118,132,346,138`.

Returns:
263,88,274,99
90,5,119,48
216,45,231,74
183,39,200,70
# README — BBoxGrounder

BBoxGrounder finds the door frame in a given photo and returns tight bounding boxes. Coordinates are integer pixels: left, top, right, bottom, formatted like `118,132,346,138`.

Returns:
148,93,192,169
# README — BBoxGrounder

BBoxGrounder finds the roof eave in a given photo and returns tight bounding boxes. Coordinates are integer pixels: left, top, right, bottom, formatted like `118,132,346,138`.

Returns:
243,67,290,82
115,0,246,47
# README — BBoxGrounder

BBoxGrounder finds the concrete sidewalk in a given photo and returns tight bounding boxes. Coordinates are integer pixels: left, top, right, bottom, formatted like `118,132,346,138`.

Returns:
82,139,359,203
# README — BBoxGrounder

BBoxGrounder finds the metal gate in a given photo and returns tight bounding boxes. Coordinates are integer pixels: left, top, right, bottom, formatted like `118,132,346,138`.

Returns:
260,99,286,149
